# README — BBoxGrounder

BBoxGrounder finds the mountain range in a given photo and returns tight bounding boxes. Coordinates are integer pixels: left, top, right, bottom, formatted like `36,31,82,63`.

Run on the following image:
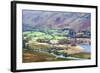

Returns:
22,10,91,32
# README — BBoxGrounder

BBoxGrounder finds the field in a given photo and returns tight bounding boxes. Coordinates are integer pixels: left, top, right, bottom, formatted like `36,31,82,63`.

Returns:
23,49,74,63
22,31,91,63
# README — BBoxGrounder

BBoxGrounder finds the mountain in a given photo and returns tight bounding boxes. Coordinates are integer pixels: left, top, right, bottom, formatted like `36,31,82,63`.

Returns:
22,10,91,32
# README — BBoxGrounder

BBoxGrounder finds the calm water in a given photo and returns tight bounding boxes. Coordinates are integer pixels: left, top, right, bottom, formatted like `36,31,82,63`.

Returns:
80,45,91,53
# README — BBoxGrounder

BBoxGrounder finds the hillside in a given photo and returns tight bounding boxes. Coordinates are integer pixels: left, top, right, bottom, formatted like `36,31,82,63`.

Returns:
22,10,91,32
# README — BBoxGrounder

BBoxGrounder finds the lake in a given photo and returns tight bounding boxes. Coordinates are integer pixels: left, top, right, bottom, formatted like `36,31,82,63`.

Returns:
80,45,91,53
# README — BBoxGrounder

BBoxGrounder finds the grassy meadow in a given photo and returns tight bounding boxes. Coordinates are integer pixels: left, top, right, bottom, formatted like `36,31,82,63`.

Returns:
22,30,91,63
